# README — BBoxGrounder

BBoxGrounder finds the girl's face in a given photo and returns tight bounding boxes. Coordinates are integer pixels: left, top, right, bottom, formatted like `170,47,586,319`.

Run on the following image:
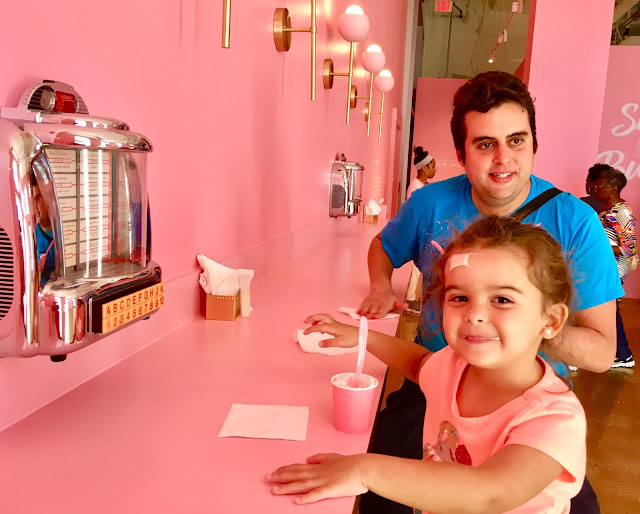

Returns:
442,247,563,371
425,160,437,179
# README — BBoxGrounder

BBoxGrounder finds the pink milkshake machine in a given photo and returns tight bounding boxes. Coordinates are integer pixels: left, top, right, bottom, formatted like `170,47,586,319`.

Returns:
0,80,163,361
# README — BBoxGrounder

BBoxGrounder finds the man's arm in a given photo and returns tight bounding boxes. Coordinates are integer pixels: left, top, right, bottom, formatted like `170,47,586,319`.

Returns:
357,233,407,318
551,300,616,372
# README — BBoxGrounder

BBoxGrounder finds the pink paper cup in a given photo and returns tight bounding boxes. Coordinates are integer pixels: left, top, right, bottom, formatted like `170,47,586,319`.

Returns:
331,372,380,434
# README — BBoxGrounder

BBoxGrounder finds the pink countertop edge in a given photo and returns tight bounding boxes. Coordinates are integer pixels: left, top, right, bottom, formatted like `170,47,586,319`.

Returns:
0,221,411,514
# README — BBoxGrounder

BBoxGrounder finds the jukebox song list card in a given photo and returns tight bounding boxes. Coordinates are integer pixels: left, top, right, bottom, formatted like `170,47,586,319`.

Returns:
46,148,112,268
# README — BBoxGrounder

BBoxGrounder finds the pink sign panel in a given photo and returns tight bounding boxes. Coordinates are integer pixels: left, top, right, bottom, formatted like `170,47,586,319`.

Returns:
413,78,467,187
598,46,640,298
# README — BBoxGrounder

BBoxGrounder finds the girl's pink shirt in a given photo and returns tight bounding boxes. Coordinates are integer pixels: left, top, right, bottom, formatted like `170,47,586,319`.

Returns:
419,346,586,513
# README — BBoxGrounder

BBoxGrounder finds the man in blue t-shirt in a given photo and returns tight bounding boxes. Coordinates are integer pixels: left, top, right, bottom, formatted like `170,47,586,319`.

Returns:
357,72,620,514
32,176,56,285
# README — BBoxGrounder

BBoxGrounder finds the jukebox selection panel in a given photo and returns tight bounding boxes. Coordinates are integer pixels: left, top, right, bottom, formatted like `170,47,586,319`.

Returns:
46,148,112,270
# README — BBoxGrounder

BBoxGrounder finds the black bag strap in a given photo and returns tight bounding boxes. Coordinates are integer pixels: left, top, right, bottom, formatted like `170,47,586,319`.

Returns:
38,225,53,243
511,187,562,222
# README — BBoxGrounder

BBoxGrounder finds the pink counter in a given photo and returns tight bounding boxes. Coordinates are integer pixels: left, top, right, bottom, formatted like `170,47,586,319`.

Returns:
0,222,410,513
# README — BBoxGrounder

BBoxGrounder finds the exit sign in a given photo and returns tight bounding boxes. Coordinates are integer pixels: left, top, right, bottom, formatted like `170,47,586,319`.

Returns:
435,0,453,12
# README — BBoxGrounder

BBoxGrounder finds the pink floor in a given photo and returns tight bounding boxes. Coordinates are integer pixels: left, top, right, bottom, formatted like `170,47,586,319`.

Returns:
0,222,410,513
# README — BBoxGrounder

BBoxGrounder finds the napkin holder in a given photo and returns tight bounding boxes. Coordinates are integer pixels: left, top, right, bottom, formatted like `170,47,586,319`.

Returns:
206,291,241,321
363,212,378,224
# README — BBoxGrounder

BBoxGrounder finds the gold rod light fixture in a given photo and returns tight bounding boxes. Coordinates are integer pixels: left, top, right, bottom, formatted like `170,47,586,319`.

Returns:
367,69,394,144
353,79,374,131
377,92,385,144
365,93,385,144
222,0,231,48
273,1,317,101
323,5,370,124
367,76,374,135
345,43,355,124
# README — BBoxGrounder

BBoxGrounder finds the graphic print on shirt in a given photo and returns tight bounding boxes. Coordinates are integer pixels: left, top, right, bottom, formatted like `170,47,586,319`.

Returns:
414,421,472,514
600,201,638,280
422,420,473,465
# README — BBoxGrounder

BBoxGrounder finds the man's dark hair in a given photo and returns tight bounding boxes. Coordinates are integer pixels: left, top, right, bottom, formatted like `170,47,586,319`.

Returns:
451,71,537,163
599,168,627,193
587,163,613,183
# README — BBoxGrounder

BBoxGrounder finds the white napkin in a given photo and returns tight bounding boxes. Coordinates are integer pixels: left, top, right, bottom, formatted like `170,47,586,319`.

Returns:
197,254,239,295
337,306,399,320
366,199,382,215
218,404,309,441
295,329,357,355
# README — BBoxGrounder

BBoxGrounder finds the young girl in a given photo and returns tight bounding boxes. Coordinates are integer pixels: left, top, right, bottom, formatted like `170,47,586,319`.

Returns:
266,216,586,513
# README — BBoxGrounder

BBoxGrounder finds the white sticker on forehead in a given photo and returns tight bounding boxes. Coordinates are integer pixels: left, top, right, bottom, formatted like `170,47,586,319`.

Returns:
448,253,478,270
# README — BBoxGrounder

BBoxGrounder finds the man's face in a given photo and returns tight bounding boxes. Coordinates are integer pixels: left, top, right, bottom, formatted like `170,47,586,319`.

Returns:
459,102,535,216
33,184,50,227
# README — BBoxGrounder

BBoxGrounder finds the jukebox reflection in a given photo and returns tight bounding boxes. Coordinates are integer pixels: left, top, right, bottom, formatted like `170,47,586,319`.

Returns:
31,171,55,285
0,80,163,360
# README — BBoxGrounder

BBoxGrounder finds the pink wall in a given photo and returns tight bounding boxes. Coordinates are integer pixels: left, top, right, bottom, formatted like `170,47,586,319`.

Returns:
0,0,408,430
525,0,614,194
598,46,640,299
412,78,466,186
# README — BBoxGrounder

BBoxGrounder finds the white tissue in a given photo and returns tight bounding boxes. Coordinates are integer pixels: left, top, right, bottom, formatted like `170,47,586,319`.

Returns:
197,255,254,316
367,199,382,216
337,306,399,320
296,329,358,355
197,254,238,295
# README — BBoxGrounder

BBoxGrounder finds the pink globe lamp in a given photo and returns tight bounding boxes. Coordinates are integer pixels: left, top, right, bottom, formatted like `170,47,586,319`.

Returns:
374,69,395,93
337,5,370,42
361,44,386,73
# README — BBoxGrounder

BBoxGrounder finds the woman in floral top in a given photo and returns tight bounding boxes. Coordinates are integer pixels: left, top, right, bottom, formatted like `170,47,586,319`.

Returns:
593,168,637,368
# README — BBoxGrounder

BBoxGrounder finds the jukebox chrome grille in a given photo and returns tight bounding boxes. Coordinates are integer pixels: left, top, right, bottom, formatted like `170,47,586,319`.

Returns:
331,185,346,209
0,227,13,320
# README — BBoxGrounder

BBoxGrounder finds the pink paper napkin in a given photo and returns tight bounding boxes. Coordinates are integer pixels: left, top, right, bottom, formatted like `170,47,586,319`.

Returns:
218,404,309,441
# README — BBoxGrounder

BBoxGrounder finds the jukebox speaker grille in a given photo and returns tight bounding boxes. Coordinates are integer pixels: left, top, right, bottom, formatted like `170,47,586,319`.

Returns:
0,227,13,320
331,185,346,209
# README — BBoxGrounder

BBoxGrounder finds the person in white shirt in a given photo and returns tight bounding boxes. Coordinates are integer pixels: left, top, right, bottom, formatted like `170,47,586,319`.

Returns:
406,146,437,199
405,147,438,312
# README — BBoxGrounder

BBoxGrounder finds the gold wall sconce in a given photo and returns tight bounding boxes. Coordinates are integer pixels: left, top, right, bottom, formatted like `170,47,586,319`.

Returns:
365,69,395,144
273,1,317,101
222,0,231,48
322,5,370,124
359,45,386,136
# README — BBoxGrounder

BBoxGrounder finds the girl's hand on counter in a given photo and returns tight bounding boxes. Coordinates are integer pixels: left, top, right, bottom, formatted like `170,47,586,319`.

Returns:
266,453,368,504
302,314,358,347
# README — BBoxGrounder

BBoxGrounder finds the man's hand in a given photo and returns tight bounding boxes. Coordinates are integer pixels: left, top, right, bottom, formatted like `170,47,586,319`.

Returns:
359,233,408,318
357,288,407,319
266,453,368,504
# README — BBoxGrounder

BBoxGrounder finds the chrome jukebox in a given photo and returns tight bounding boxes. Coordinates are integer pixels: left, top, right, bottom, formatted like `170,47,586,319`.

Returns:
0,80,163,360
